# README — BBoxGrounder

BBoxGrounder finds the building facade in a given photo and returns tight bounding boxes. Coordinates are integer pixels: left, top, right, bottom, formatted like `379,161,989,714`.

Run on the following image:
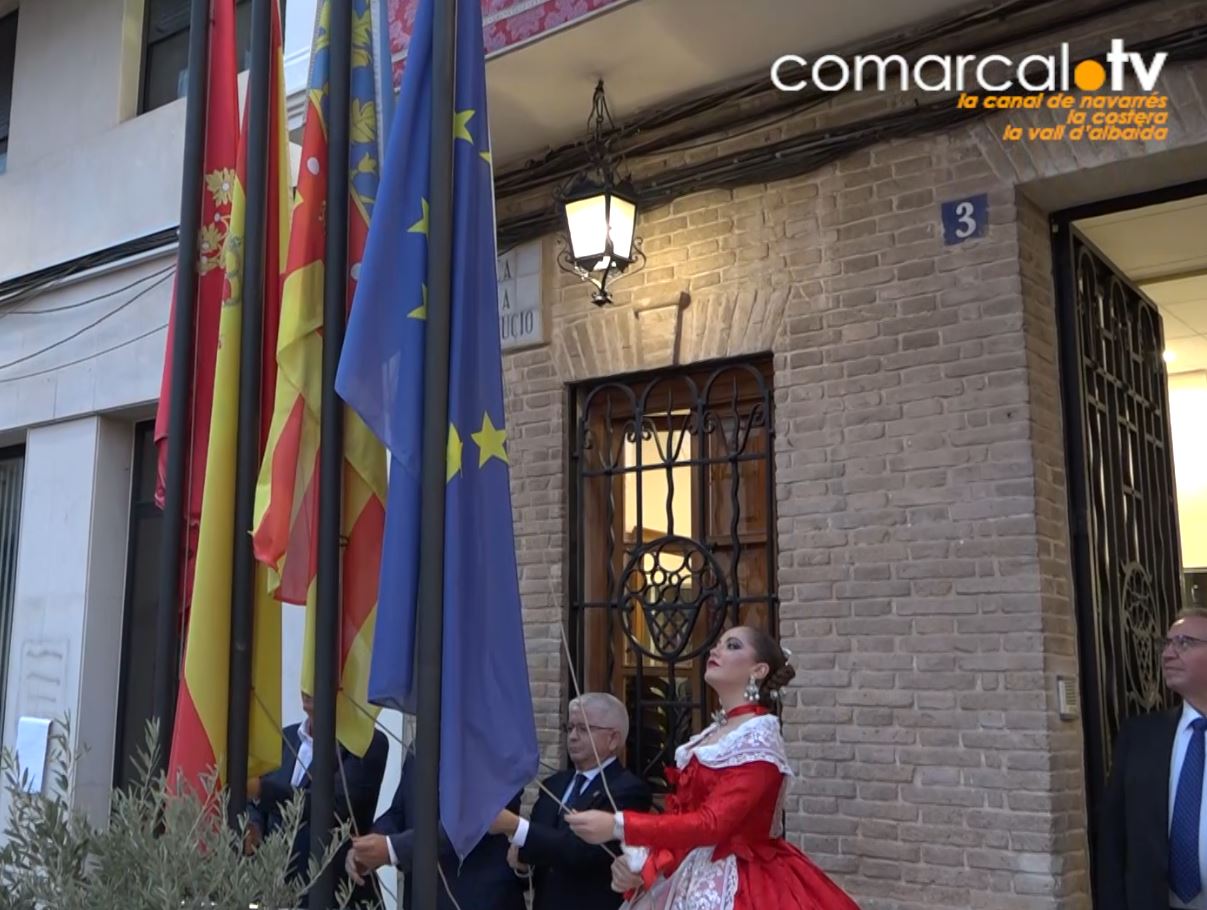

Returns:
493,2,1207,908
1,0,1207,908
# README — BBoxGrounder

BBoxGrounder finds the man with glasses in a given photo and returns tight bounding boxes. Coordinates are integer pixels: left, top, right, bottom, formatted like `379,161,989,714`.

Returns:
489,692,651,910
1100,607,1207,910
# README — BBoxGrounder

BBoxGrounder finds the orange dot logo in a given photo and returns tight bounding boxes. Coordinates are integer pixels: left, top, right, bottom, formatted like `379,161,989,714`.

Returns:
1074,60,1107,91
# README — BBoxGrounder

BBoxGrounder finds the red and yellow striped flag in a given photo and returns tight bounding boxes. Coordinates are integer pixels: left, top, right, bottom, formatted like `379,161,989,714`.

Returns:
252,0,385,757
168,0,292,793
151,0,239,638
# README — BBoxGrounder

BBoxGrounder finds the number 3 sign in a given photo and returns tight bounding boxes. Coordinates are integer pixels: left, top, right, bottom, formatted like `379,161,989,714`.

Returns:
940,194,988,245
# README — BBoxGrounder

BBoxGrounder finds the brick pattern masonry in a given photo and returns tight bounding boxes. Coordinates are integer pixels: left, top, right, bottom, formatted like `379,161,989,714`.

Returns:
500,6,1207,906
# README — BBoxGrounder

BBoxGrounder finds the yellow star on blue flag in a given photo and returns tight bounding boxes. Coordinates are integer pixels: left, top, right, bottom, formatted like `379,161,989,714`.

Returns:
454,109,474,144
447,423,463,481
408,198,429,235
408,284,427,320
471,412,508,467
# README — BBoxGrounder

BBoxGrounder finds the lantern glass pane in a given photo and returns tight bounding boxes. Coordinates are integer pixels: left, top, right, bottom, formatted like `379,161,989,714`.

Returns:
608,196,637,261
566,195,609,261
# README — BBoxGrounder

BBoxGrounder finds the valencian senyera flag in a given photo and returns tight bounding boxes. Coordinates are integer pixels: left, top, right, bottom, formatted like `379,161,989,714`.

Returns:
252,0,385,757
334,0,539,859
168,0,290,794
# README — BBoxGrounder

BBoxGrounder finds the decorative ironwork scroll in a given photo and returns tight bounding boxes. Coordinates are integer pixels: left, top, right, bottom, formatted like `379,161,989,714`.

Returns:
568,358,776,791
1058,227,1182,832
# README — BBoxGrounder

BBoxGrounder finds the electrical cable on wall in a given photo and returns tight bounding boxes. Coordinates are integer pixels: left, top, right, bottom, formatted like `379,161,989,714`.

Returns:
0,264,175,320
0,227,177,309
494,12,1207,250
492,0,1158,195
0,270,174,377
0,322,168,385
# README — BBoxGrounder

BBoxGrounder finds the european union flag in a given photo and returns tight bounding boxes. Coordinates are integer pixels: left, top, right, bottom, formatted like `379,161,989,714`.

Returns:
335,0,538,860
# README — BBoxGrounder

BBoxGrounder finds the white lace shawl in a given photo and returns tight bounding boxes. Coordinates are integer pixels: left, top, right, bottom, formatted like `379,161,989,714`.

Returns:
675,714,795,776
622,715,794,873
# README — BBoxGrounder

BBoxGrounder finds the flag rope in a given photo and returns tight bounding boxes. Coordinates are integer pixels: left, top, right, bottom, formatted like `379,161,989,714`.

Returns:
558,624,620,816
250,689,470,909
339,693,617,857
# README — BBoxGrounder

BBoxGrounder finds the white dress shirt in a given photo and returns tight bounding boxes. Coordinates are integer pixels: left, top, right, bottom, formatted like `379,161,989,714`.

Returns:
1170,702,1207,910
291,719,313,788
510,756,616,848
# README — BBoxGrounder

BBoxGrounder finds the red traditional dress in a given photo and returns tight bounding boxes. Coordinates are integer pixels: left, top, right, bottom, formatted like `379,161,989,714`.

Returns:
616,707,861,910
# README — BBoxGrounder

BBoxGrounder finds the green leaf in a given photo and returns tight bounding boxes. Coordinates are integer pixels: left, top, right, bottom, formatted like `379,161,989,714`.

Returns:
0,717,356,910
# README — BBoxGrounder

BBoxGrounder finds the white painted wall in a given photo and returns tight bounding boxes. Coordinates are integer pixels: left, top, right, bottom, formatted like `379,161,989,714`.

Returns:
1170,371,1207,568
0,252,175,436
5,0,144,169
1,0,177,282
0,0,319,284
73,417,135,822
0,417,133,827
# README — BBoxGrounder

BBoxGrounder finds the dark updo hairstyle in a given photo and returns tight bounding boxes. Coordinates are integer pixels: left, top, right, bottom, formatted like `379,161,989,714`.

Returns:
740,625,796,709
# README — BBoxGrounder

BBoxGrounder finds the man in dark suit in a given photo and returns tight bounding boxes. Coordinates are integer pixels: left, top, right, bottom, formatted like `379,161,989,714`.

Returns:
489,693,652,910
346,748,527,910
1099,608,1207,910
247,693,388,908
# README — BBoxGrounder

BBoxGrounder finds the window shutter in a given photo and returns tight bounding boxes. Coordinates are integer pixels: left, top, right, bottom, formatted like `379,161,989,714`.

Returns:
145,0,190,43
0,13,17,140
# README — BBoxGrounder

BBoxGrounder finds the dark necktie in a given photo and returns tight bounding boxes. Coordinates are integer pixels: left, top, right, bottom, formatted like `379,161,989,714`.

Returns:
564,773,588,810
1171,716,1207,902
554,774,586,829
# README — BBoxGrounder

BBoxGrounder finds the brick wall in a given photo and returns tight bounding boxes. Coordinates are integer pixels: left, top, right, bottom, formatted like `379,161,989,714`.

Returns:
500,17,1207,910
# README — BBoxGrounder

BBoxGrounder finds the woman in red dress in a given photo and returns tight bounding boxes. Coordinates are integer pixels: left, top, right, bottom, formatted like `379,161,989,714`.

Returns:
566,625,861,910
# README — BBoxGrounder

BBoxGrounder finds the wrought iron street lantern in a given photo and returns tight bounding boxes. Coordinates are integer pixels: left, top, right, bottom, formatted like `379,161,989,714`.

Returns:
557,81,644,306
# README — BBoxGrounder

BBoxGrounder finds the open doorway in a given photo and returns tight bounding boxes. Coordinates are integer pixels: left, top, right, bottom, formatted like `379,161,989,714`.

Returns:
1053,183,1207,869
1078,193,1207,608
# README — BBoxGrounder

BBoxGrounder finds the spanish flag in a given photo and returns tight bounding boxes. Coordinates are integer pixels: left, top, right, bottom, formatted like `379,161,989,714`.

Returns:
168,0,291,792
151,0,239,636
251,0,385,757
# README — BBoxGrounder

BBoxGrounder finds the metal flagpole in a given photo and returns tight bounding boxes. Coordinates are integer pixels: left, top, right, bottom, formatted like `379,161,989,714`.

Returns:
375,0,396,153
413,0,457,904
310,0,353,902
153,0,211,777
227,0,274,821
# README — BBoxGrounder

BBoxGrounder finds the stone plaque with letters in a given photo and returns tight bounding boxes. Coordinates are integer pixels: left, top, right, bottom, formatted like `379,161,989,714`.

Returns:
497,240,545,352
